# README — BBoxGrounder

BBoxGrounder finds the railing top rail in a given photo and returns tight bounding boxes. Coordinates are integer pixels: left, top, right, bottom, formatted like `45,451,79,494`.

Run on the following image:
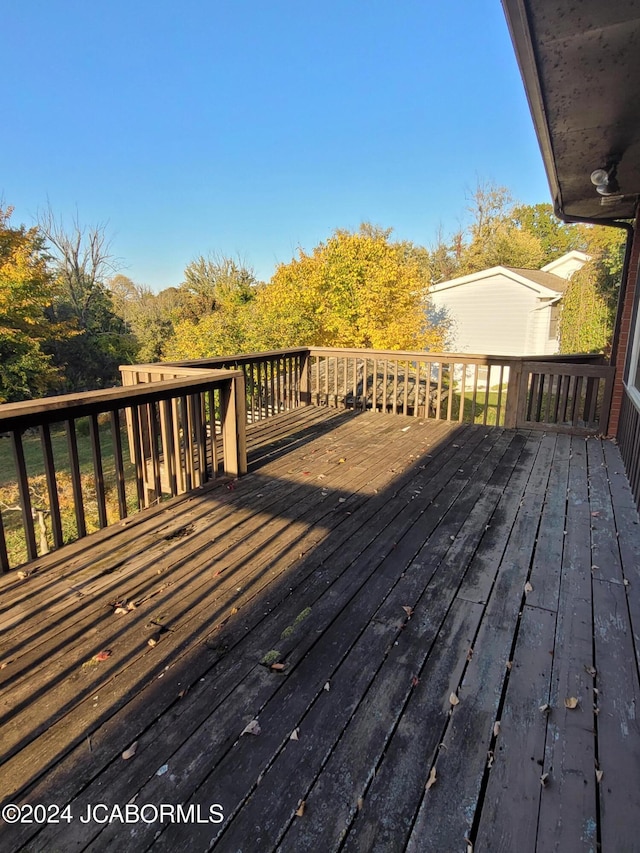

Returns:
520,362,615,377
120,364,221,377
308,347,526,364
159,347,310,369
0,370,243,430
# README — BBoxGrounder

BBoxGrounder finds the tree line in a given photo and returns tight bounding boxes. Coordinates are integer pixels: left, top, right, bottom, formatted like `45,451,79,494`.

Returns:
0,184,626,403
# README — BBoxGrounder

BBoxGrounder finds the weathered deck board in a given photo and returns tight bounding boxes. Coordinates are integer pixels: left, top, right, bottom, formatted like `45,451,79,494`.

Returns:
0,408,639,853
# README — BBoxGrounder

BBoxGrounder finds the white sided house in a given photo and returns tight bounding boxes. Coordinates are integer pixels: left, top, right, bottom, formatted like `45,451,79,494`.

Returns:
430,250,589,357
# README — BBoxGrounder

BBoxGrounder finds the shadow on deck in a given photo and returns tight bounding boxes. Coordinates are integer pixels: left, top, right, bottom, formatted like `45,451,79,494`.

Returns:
1,406,639,852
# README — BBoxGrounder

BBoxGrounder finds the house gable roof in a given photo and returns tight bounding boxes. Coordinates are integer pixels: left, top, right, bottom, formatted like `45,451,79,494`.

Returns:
430,265,567,298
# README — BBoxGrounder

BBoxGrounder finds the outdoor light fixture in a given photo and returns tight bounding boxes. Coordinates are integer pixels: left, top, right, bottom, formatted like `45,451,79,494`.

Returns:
590,163,620,196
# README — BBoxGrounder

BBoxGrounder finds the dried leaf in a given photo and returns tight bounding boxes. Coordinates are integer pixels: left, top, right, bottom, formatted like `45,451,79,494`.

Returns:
156,764,169,776
338,458,346,464
290,728,299,741
270,662,286,672
114,606,128,615
540,772,549,787
241,719,261,736
524,581,533,594
127,601,137,610
231,607,239,615
357,796,364,810
623,578,630,587
402,606,414,618
564,697,579,709
449,692,460,707
17,570,29,580
487,750,494,769
426,766,437,790
505,660,513,670
539,703,551,715
466,647,473,661
596,769,604,783
493,721,501,737
94,650,112,662
411,675,420,687
147,637,158,648
585,665,597,678
324,681,330,692
295,801,305,817
122,741,138,760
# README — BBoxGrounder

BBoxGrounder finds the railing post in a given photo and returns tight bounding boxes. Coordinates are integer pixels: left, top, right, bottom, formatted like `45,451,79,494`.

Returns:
504,361,524,429
220,374,248,477
299,350,311,405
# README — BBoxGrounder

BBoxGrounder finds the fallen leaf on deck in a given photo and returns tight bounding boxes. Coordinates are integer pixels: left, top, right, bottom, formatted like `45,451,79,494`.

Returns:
114,606,128,616
564,697,579,709
357,797,364,810
241,719,261,736
94,650,112,662
270,662,286,672
156,764,169,776
506,660,513,670
290,728,299,741
426,766,437,790
540,772,549,787
591,511,600,517
411,675,419,687
122,741,138,760
539,703,551,714
324,681,330,691
402,606,414,618
487,750,494,769
17,570,29,580
466,648,473,661
147,637,158,648
449,692,460,707
127,601,137,610
295,801,305,817
231,607,239,615
624,578,630,587
596,769,604,783
524,581,533,594
585,665,597,677
493,721,501,737
338,458,346,464
338,497,346,503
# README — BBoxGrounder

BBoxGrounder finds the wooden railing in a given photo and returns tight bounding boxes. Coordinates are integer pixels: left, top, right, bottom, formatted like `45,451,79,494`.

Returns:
515,361,614,434
154,348,310,422
1,346,613,573
307,348,612,433
0,371,246,572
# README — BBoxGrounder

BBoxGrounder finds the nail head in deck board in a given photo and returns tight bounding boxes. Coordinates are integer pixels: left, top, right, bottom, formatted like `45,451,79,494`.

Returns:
473,604,556,853
592,578,640,853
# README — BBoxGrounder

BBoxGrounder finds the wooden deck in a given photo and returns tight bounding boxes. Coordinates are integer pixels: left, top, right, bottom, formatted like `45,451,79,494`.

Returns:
1,406,639,852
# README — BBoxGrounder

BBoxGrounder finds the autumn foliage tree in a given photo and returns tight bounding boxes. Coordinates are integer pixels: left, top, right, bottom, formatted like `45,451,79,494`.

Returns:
0,207,60,402
253,225,449,352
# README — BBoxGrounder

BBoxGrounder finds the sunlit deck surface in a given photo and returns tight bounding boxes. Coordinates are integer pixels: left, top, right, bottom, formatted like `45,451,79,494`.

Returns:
2,406,640,853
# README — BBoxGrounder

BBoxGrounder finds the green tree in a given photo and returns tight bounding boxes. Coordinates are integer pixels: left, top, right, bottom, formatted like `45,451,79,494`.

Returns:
0,207,60,402
164,255,257,359
559,224,626,354
107,276,178,363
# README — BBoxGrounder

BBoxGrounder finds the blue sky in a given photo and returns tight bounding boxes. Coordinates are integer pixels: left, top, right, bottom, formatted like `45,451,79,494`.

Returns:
3,0,550,291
